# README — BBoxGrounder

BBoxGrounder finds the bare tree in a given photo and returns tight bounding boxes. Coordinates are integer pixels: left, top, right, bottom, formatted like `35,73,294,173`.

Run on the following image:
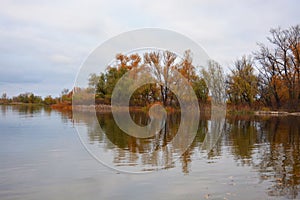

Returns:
202,60,226,105
254,25,300,108
1,92,7,100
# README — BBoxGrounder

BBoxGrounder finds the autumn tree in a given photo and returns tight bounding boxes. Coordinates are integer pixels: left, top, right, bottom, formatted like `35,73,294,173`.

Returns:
143,51,178,106
226,56,258,106
178,50,208,103
192,77,208,103
177,50,197,82
89,50,209,107
254,25,300,109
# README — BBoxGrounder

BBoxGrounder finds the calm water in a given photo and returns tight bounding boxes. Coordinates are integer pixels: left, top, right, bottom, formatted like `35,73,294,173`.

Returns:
0,105,300,199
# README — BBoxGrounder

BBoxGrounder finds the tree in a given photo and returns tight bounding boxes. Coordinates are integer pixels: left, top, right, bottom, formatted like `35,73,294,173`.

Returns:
144,51,177,106
226,56,258,106
178,50,197,83
90,53,142,104
92,50,209,107
254,25,300,109
255,44,283,108
192,77,208,103
60,88,70,102
88,73,100,92
61,88,69,96
177,50,208,103
43,95,57,105
1,92,7,100
202,60,226,105
12,92,42,104
0,92,8,104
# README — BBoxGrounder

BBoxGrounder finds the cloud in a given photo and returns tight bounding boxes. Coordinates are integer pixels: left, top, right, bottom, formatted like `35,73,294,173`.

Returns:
0,0,299,97
134,0,300,64
50,55,73,64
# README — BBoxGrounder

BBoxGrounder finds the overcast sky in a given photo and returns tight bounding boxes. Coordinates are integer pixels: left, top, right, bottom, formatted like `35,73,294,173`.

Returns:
0,0,299,97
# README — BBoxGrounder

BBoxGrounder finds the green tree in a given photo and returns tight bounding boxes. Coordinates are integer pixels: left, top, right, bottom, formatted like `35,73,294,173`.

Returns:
226,56,258,106
192,77,208,103
43,95,57,105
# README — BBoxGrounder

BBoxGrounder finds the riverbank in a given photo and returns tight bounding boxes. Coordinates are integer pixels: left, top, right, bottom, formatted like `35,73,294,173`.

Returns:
51,104,178,113
6,101,294,117
53,104,300,117
254,110,300,116
0,102,44,106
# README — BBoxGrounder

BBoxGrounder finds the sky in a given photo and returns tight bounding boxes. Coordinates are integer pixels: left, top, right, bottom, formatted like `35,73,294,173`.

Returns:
0,0,299,97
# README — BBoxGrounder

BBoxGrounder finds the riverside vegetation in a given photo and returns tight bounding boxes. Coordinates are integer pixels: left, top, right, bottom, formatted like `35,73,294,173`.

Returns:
1,25,300,113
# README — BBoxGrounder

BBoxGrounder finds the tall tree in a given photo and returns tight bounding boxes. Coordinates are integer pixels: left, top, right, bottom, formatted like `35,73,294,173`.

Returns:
254,25,300,108
202,60,226,105
144,51,177,106
226,56,258,106
91,50,209,107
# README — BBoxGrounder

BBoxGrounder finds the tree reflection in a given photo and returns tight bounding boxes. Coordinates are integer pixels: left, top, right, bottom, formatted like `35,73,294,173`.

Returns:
253,116,300,199
10,104,43,115
226,115,258,165
96,112,180,170
226,115,300,199
70,109,300,199
75,111,208,171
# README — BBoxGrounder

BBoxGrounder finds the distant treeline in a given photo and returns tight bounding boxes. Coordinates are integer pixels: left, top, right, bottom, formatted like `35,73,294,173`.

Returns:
0,89,71,106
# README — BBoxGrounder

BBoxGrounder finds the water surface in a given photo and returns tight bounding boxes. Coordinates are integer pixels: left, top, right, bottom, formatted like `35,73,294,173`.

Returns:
0,105,300,199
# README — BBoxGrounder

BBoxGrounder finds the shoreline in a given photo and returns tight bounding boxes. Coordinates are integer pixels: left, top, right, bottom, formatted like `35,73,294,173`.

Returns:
52,104,300,117
2,103,300,116
254,110,300,116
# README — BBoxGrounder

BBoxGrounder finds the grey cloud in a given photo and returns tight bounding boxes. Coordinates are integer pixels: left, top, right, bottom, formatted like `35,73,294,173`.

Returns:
0,0,299,97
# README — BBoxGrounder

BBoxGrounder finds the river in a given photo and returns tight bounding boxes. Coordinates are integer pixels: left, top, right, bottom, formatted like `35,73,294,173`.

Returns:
0,105,299,199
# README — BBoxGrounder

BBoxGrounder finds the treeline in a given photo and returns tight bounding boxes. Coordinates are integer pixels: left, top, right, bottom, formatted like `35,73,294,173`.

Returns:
2,25,299,111
87,25,300,111
227,25,300,110
0,89,72,105
87,50,211,107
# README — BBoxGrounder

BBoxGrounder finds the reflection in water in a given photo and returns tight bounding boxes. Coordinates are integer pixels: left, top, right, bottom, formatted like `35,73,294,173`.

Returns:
83,112,185,171
11,104,44,115
73,110,300,198
227,115,300,199
2,105,300,199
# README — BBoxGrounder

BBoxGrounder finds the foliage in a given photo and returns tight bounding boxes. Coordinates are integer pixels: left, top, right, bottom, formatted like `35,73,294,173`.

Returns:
43,95,57,105
5,25,300,111
192,77,209,103
0,92,10,104
254,25,300,109
226,56,258,106
89,50,209,107
12,93,43,104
